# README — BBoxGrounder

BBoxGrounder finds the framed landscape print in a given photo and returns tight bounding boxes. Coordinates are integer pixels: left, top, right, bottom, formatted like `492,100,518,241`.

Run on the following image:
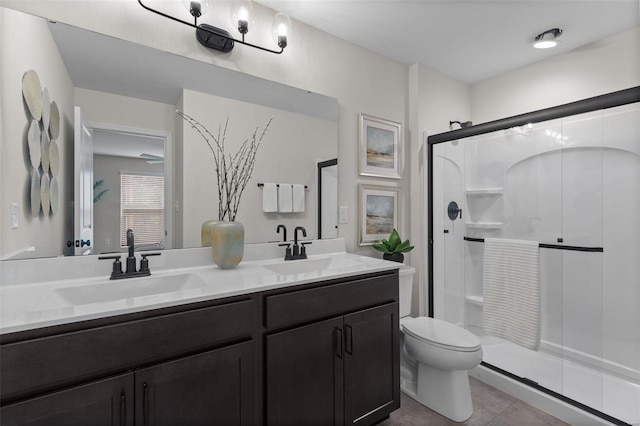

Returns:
358,113,402,179
358,184,400,245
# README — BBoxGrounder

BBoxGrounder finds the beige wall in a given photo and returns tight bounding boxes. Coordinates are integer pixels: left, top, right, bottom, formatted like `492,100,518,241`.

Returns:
1,7,74,258
409,63,471,315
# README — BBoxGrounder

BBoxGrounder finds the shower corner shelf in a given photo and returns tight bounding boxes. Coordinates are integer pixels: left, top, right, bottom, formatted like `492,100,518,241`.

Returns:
465,221,503,229
465,295,484,305
465,187,504,195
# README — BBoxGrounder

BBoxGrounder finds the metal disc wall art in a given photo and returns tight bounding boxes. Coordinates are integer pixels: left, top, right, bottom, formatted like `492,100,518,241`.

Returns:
23,70,62,217
49,101,60,140
27,119,41,168
41,130,51,173
41,87,51,131
30,167,41,217
22,70,43,121
49,140,60,177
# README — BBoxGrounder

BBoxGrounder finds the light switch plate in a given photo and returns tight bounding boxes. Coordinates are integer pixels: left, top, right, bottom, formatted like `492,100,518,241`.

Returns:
339,206,348,224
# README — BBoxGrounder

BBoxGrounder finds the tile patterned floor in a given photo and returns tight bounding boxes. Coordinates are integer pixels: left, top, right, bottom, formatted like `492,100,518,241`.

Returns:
380,377,570,426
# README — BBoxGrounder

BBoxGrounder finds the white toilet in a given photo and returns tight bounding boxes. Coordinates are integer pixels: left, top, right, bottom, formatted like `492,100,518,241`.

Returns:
398,266,482,422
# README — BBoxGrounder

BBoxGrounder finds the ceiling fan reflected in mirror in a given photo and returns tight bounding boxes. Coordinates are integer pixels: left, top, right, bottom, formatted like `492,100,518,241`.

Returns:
139,153,164,164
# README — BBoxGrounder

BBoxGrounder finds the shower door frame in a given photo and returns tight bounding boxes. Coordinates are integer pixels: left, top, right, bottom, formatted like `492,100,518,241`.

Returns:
426,85,640,426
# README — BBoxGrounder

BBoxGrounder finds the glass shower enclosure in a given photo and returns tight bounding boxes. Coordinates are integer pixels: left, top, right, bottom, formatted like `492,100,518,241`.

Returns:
428,87,640,425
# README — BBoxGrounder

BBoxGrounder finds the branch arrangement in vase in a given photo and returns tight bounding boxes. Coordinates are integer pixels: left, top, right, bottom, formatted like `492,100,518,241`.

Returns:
178,111,272,221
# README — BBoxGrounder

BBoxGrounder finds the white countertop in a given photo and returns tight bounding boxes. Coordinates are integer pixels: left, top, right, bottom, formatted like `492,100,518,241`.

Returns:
0,240,401,334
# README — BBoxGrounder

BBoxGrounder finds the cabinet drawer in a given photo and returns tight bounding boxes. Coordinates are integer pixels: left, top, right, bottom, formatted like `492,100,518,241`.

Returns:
1,298,255,403
265,272,398,330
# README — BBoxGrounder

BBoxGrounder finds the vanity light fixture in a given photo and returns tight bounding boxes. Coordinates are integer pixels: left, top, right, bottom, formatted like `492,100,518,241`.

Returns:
137,0,291,54
533,28,563,49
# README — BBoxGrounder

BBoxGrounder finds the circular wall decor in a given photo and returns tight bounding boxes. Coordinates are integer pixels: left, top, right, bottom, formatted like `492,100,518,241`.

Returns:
41,130,51,173
42,87,51,130
49,140,60,177
28,119,41,168
22,70,43,121
50,177,59,214
49,101,60,140
41,173,51,215
30,167,41,217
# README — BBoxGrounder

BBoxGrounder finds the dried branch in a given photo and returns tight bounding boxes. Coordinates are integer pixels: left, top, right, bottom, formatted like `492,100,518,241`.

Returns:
177,111,272,222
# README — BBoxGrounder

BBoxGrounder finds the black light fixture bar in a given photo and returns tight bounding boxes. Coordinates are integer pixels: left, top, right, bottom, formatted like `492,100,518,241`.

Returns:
137,0,284,54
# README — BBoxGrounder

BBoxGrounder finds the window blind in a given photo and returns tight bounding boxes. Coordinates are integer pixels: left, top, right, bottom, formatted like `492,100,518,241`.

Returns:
120,173,165,247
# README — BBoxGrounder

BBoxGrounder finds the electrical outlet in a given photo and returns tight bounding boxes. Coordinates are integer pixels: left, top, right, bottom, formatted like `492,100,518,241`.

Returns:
339,206,348,224
10,203,19,229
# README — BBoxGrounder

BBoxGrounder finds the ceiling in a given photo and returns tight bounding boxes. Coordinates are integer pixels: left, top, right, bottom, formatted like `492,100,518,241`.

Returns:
257,0,640,84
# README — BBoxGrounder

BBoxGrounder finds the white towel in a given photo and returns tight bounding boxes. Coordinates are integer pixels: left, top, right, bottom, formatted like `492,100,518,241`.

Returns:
482,238,540,350
262,183,278,213
278,184,293,213
292,184,305,213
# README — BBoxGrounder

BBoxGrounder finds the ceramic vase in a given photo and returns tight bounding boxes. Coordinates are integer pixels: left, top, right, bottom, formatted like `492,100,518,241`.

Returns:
210,221,244,269
383,253,404,263
201,220,219,247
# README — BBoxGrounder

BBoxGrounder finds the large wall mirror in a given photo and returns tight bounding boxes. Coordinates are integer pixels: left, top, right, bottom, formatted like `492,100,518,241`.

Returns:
1,6,339,260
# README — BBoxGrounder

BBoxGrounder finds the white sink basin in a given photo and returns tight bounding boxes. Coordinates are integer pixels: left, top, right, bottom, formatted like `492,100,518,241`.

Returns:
55,273,207,305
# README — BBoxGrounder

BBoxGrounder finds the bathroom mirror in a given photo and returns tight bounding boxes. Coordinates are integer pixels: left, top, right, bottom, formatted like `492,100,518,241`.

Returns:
0,6,339,260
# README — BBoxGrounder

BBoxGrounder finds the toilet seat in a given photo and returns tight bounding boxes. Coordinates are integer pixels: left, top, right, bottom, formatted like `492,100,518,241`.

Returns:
402,317,481,352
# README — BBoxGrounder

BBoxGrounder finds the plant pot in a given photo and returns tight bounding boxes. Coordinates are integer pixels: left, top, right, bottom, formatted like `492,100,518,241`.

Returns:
201,220,219,247
211,221,244,269
383,253,404,263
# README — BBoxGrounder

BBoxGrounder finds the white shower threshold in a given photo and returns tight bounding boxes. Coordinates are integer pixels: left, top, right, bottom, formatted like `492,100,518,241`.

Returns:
469,331,640,425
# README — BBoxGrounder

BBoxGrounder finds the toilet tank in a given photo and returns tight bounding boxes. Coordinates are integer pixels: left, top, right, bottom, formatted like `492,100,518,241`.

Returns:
399,266,416,318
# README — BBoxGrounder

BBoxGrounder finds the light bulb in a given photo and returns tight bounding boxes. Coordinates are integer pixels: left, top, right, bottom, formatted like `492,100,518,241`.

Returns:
533,39,557,49
231,1,254,35
182,0,213,19
271,12,291,49
533,28,562,49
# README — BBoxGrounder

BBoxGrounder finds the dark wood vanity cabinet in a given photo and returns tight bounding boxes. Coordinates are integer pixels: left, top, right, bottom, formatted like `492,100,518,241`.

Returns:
264,272,400,426
0,269,399,426
135,341,255,426
0,296,257,426
0,373,134,426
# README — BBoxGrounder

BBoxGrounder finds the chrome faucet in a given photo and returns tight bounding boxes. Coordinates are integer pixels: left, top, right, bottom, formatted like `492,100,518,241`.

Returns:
99,229,161,280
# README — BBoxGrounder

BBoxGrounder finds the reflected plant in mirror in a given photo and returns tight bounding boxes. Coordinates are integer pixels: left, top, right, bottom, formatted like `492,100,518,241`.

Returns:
177,111,272,221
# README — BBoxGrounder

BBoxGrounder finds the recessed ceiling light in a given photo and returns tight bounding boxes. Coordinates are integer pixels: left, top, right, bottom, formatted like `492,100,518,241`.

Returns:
533,28,563,49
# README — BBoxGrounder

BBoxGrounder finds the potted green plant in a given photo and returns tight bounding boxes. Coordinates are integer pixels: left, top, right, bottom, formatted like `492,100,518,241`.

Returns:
372,228,414,263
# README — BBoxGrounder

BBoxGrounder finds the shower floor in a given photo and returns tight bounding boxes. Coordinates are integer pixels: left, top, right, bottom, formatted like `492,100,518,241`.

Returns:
470,328,640,425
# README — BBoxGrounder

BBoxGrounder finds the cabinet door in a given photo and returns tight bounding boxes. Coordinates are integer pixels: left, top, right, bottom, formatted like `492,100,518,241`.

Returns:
344,302,399,426
266,317,344,426
135,341,254,426
0,373,133,426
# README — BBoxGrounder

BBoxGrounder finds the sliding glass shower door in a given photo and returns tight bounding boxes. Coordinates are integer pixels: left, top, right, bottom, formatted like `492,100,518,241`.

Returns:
431,100,640,425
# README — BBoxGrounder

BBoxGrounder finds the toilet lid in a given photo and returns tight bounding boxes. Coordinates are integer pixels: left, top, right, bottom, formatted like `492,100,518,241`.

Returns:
402,317,481,351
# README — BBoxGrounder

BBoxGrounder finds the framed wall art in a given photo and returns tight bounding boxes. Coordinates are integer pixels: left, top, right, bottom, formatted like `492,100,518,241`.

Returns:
358,113,402,179
358,184,400,246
